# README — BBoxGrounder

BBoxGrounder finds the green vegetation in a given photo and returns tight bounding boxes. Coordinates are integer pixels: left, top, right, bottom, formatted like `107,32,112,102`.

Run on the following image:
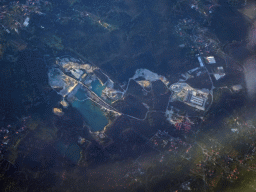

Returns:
42,35,64,50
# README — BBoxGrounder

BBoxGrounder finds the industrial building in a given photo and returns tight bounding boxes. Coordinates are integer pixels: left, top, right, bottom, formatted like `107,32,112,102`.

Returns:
189,95,204,106
70,68,84,79
213,66,225,80
185,90,206,110
205,56,216,64
170,83,209,111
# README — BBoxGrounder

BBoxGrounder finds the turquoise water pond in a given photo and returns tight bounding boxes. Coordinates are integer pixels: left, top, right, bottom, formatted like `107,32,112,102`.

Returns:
75,88,87,100
71,79,108,132
91,79,106,97
91,79,113,104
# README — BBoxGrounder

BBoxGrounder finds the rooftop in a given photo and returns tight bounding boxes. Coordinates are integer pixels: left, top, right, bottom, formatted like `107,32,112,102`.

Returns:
205,56,216,64
213,66,225,80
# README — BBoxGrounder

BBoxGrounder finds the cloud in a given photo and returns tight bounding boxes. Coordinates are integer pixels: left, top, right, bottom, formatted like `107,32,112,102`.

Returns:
244,57,256,99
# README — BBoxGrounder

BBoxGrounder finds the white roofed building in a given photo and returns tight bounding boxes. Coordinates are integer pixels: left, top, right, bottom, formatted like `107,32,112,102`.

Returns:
205,56,216,64
213,66,225,80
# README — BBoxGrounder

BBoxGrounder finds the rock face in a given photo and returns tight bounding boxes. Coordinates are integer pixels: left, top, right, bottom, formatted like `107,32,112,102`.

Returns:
60,99,69,108
53,108,64,116
232,84,243,92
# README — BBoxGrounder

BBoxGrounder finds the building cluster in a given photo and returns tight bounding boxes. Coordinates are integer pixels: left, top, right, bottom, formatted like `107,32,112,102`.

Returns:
188,91,206,107
204,56,226,81
170,83,209,111
165,106,194,133
56,57,95,81
53,57,123,103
